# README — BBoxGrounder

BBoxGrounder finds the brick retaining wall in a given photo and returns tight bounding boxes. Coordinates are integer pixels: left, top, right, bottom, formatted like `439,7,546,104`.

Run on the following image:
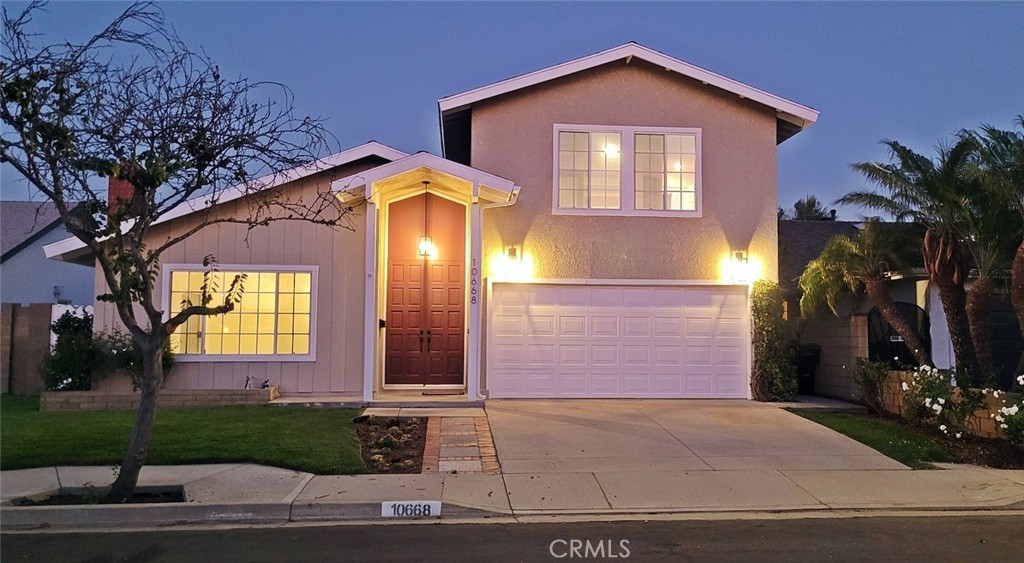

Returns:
40,386,280,411
880,371,1016,439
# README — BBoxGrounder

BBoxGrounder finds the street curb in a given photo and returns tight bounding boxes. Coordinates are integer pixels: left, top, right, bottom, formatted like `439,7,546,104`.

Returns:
1,502,292,530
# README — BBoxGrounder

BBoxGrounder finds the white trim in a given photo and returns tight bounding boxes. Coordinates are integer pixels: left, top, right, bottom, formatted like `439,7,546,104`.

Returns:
162,263,319,363
362,202,378,402
493,278,748,287
467,203,483,400
439,42,819,128
552,124,703,217
331,151,519,204
44,142,408,261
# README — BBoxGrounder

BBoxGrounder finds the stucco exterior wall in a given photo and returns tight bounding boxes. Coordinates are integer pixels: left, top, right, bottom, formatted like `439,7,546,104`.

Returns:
91,165,371,396
471,61,779,282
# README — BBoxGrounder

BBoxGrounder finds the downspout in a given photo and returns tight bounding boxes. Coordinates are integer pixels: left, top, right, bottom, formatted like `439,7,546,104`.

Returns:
470,186,520,400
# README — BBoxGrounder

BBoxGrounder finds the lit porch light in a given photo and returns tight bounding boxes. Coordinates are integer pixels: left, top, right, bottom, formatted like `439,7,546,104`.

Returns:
491,246,534,282
721,250,760,284
418,236,437,259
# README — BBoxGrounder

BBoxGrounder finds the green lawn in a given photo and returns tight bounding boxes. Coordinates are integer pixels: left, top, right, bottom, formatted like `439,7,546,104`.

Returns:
0,395,365,474
794,410,955,469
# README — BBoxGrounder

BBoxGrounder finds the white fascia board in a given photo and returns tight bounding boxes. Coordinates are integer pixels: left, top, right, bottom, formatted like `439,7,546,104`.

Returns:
439,43,819,127
331,152,518,201
43,141,407,261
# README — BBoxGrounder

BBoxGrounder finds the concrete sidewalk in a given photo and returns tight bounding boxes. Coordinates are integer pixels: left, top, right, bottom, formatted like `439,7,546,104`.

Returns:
2,463,1023,530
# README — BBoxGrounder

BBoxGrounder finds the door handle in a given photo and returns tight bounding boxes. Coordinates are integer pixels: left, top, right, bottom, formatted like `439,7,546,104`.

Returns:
419,330,424,352
426,330,432,352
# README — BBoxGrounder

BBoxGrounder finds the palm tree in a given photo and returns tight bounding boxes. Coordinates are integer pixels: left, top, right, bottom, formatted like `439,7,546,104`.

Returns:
800,221,932,367
973,116,1024,375
792,195,833,220
840,138,978,380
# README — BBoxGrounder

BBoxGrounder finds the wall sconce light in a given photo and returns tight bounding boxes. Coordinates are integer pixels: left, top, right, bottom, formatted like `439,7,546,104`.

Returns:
418,235,437,259
731,249,753,284
507,246,518,260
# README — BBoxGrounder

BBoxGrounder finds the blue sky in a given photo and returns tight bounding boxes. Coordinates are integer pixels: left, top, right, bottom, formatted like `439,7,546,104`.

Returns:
2,1,1022,219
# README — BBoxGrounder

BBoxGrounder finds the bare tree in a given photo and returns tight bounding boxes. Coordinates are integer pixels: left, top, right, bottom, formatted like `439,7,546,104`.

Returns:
1,2,349,502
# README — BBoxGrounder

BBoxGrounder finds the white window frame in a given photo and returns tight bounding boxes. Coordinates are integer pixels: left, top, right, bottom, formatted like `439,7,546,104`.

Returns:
551,124,703,218
162,264,318,363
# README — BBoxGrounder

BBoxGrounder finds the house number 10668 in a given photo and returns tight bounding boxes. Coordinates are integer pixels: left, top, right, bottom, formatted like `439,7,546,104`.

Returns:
381,501,441,518
470,259,479,304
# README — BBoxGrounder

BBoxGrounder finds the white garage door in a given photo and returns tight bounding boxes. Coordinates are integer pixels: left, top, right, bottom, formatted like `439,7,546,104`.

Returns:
487,283,749,398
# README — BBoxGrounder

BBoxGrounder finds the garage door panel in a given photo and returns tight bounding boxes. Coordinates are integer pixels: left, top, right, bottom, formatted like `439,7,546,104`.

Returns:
488,284,749,399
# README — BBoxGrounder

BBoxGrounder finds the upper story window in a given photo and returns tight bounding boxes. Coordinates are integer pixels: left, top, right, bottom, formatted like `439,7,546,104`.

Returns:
165,266,317,361
553,125,702,217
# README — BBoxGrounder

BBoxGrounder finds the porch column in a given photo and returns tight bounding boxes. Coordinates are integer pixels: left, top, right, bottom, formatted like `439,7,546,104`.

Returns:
362,201,377,402
467,201,483,400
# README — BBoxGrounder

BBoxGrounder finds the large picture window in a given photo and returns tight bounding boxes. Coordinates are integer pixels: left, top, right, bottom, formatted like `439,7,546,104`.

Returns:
166,266,316,360
553,125,701,217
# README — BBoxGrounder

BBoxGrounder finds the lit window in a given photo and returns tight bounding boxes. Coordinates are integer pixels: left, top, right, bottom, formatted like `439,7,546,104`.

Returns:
635,133,697,211
167,268,315,358
553,125,701,216
557,130,621,210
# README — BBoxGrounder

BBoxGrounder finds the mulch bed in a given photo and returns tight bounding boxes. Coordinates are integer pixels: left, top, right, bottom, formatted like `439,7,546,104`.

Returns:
354,416,427,474
884,413,1024,469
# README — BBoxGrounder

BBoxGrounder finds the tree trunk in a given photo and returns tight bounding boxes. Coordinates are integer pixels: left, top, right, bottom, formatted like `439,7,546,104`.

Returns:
865,278,932,367
103,338,163,503
936,280,980,382
1012,242,1024,377
966,274,995,385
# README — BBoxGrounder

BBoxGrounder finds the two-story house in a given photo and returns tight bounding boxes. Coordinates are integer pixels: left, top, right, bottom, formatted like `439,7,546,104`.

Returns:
45,43,818,401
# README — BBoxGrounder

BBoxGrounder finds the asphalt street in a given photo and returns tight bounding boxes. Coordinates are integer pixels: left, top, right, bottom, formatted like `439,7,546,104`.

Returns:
2,514,1022,562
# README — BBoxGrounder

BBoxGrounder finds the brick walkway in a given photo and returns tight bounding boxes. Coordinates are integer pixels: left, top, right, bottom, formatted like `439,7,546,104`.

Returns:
422,416,500,475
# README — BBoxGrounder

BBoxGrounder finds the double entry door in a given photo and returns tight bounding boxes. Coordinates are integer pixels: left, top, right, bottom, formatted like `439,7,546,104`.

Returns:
384,193,465,386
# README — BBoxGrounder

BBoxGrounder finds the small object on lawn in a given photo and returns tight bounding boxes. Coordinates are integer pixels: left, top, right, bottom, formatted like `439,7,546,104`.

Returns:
260,379,270,389
352,415,370,424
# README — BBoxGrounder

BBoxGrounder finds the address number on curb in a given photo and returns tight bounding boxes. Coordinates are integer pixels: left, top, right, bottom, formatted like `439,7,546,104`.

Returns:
381,501,442,518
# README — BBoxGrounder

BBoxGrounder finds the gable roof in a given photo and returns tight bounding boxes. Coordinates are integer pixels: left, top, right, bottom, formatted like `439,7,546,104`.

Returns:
438,42,820,162
44,141,407,262
1,201,62,262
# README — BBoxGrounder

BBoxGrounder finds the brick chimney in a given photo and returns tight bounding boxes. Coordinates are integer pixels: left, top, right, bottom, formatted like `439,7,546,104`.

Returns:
108,176,134,215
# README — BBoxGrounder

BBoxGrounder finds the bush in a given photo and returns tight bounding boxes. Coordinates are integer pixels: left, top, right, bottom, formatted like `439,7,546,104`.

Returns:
93,330,176,390
991,375,1024,447
42,312,96,391
750,280,797,401
41,316,175,392
851,359,889,414
903,365,984,438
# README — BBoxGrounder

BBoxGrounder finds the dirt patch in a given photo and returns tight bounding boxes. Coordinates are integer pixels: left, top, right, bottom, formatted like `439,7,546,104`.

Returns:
355,416,427,474
12,487,185,506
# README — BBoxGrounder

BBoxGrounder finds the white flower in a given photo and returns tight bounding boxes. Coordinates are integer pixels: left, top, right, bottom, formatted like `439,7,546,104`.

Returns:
955,432,962,439
939,424,947,432
932,404,943,414
995,415,1005,422
901,382,910,391
925,398,933,407
1017,374,1024,386
1001,424,1009,429
993,390,1002,398
949,377,957,387
938,398,946,405
1008,405,1020,415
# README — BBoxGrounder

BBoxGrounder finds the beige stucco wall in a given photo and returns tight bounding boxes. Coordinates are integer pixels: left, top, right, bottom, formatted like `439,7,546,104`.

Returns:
92,165,371,396
472,60,779,282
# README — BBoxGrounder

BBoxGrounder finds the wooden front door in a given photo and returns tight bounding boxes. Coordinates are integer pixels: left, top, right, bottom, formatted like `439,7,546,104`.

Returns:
384,193,465,385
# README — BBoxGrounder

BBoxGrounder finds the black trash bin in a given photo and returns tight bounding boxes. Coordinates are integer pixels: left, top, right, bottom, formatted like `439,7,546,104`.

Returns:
794,344,821,395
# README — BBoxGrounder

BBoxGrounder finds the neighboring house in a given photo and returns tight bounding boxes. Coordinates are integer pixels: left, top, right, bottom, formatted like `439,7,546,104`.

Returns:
45,43,819,401
779,219,1021,397
1,201,94,306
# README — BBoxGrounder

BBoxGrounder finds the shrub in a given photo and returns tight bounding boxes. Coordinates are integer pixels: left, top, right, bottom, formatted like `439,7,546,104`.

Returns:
93,330,176,390
991,375,1024,447
42,312,96,391
851,358,889,414
750,280,797,401
902,365,984,438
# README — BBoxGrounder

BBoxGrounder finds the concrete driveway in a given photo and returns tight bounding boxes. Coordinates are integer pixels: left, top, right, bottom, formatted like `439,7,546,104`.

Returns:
486,400,906,474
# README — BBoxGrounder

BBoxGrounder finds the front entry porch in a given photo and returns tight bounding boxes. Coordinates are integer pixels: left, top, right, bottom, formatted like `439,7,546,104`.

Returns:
331,152,519,403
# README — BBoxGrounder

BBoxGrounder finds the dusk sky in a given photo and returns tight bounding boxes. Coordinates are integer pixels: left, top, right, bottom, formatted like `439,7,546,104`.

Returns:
2,1,1022,219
